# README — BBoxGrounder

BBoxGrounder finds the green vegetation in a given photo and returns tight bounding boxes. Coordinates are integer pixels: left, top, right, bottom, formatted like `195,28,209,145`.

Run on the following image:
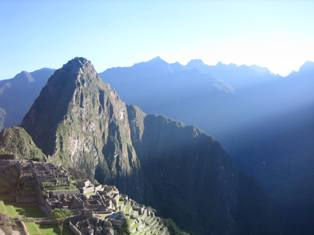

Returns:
0,200,72,235
51,208,73,235
0,127,46,161
43,184,77,192
116,218,130,235
51,208,73,220
0,200,46,218
5,204,18,217
16,206,47,218
164,218,190,235
25,223,73,235
40,224,73,235
25,222,41,235
41,179,78,194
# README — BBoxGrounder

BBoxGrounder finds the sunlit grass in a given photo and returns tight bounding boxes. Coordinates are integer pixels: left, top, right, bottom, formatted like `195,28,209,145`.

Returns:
25,222,41,235
39,224,73,235
24,219,73,235
6,205,18,217
0,200,45,218
0,200,72,235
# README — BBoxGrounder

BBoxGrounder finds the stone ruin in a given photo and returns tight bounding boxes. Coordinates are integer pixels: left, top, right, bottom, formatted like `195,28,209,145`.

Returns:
32,162,70,189
0,160,38,204
68,214,117,235
0,213,28,235
0,159,171,234
0,154,15,160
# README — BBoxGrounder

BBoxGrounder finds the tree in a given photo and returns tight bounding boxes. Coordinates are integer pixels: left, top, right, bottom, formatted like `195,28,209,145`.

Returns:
51,208,73,235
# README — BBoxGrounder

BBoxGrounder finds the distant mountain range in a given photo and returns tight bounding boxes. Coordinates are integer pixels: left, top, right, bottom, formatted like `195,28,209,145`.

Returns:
0,57,286,134
0,68,54,128
100,58,314,235
2,57,314,145
100,57,314,139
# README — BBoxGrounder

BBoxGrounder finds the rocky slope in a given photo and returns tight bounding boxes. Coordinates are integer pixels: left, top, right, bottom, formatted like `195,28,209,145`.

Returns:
127,105,237,234
22,58,141,195
21,57,238,234
0,68,54,129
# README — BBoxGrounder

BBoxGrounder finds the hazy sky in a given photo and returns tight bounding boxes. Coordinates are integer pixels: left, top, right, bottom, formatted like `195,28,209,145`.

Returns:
1,0,314,79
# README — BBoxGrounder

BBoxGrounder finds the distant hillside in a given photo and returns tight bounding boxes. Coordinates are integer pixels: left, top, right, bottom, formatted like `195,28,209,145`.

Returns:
101,57,232,129
185,59,277,89
100,57,282,138
0,68,54,129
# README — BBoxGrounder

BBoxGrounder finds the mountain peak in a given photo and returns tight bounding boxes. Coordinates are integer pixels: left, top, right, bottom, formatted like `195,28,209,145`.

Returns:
14,71,34,82
299,61,314,72
65,57,90,67
187,59,205,67
131,56,171,74
148,56,167,64
22,56,140,181
61,57,94,74
49,57,99,86
186,59,207,72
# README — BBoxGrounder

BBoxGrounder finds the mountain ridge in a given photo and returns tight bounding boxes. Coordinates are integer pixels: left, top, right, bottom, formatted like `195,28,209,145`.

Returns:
0,67,55,128
2,57,313,132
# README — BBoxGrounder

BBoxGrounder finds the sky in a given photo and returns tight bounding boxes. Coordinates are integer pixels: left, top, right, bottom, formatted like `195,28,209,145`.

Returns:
1,0,314,79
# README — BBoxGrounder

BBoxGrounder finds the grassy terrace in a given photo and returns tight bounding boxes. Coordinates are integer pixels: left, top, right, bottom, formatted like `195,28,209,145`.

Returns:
42,182,78,193
0,200,45,218
25,223,73,235
0,200,73,235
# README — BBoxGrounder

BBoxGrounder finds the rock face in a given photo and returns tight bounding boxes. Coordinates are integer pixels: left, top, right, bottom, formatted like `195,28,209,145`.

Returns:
0,68,54,129
0,127,46,161
127,105,237,234
22,58,141,192
0,160,19,194
22,57,237,234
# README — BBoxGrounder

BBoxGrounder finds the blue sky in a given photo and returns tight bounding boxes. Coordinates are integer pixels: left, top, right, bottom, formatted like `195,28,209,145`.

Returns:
1,0,314,79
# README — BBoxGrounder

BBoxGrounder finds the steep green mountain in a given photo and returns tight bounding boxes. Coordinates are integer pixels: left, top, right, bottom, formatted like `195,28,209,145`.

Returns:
0,127,46,161
22,58,141,193
0,68,54,129
21,57,238,234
